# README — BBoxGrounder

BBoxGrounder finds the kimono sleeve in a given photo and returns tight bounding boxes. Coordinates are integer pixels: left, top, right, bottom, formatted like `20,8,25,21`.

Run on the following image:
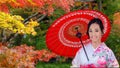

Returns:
106,49,119,67
71,49,82,67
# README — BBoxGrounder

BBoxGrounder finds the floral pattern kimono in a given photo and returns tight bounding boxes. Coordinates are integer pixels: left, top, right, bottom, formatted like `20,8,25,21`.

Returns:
72,42,119,68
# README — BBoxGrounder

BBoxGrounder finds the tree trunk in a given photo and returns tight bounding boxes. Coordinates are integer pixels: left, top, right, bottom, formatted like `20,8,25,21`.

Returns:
97,0,102,11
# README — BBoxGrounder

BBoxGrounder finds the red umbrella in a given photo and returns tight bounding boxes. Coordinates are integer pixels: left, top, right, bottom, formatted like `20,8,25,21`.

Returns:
46,10,111,57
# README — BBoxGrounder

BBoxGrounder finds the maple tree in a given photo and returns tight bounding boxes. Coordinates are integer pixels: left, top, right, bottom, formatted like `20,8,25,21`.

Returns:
0,11,39,46
0,0,75,14
0,43,58,67
0,12,39,35
0,0,75,45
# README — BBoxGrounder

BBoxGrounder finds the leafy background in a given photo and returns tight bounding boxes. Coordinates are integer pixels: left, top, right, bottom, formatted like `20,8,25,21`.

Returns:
0,0,120,68
12,0,120,67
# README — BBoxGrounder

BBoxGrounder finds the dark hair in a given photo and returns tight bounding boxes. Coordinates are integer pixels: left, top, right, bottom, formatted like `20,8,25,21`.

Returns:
87,18,104,37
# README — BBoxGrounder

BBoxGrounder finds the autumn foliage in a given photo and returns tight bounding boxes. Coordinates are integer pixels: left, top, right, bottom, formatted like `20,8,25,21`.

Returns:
0,11,39,36
0,43,58,68
36,49,58,62
0,0,75,14
113,12,120,25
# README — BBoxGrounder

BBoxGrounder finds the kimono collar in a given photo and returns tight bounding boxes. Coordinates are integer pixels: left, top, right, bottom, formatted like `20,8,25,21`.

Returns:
91,42,106,52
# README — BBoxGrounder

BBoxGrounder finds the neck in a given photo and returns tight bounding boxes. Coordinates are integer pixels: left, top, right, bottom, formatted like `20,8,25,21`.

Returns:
92,40,101,49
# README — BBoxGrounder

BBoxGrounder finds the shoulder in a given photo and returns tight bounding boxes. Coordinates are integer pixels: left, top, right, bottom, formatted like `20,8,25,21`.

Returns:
79,42,91,50
77,43,92,53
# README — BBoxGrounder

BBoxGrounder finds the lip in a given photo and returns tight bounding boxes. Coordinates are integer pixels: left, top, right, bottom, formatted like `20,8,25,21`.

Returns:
91,36,97,39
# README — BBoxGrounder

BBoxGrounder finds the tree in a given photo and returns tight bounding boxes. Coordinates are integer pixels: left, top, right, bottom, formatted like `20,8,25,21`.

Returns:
0,0,74,14
0,0,75,46
0,12,39,45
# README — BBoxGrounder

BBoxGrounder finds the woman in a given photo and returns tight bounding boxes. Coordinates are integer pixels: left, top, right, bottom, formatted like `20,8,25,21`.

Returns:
71,18,119,68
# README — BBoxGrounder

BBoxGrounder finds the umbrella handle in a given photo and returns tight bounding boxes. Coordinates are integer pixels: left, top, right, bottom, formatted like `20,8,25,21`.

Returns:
76,32,90,62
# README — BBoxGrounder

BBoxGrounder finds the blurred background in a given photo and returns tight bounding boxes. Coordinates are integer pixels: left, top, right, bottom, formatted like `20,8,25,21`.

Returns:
0,0,120,68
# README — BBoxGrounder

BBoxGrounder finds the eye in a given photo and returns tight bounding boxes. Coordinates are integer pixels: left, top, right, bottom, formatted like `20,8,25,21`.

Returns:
89,30,92,32
95,29,99,32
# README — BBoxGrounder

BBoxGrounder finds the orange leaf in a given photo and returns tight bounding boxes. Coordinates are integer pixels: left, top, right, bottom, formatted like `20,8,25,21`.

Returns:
0,4,9,13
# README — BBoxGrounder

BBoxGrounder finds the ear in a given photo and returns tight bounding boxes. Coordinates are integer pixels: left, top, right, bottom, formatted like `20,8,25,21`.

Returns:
103,29,105,34
102,29,105,35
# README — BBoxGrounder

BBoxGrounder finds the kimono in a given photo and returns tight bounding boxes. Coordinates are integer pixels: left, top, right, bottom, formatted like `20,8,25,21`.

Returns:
72,42,119,68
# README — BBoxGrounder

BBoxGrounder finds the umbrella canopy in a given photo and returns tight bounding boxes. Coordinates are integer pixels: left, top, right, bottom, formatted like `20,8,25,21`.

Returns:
46,10,111,57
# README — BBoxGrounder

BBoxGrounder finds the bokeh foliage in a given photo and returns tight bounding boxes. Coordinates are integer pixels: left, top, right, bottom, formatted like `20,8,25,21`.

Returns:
3,0,120,65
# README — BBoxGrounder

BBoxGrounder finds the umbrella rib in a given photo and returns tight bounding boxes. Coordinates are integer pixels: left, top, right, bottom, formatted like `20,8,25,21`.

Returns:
46,35,58,42
46,37,59,46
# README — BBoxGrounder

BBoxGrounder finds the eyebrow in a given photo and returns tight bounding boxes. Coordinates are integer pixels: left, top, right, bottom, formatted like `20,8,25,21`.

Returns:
89,27,100,30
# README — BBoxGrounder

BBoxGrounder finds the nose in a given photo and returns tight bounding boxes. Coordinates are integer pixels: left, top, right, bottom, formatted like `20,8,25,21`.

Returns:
92,32,95,36
90,32,96,38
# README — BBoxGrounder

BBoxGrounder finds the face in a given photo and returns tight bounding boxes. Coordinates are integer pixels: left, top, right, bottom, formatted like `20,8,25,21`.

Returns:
88,23,103,43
